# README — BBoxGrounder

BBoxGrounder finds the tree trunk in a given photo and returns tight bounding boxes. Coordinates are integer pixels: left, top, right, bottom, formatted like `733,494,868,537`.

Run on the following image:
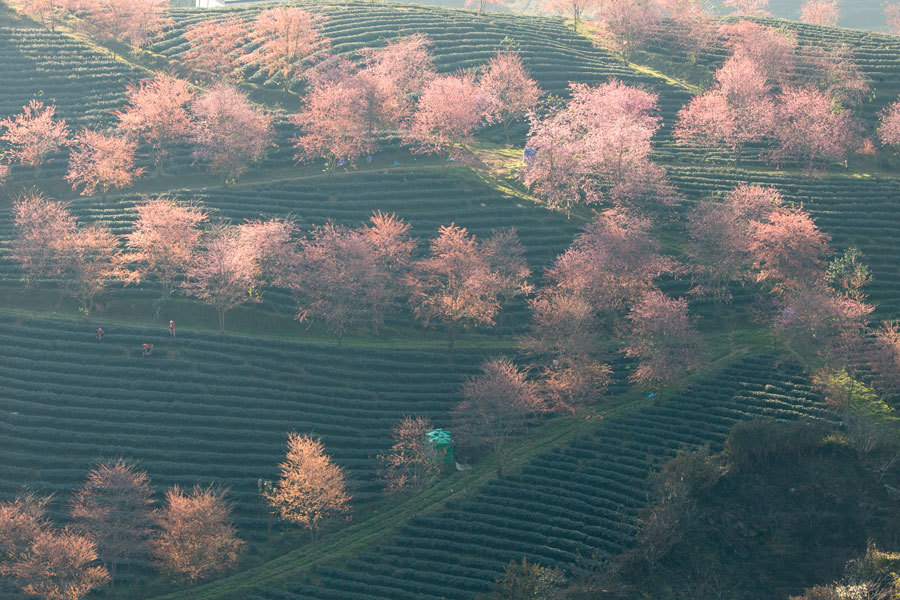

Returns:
503,120,511,147
495,445,504,479
447,323,456,353
218,308,226,333
734,144,744,168
311,525,319,566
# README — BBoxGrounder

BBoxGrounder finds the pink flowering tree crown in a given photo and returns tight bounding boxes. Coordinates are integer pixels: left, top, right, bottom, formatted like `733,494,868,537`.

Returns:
405,71,495,170
0,100,69,177
66,129,142,198
190,83,273,183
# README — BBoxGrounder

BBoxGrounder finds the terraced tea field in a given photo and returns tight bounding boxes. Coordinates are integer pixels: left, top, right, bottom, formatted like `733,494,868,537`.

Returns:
0,27,146,180
153,1,684,101
0,310,487,528
227,355,833,600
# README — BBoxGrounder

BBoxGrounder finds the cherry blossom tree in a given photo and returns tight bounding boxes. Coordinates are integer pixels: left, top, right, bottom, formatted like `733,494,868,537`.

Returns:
723,0,769,16
720,20,797,86
406,72,494,171
749,205,831,289
363,211,417,314
181,225,257,333
686,199,746,308
0,100,69,177
243,7,330,91
624,289,701,386
58,224,124,316
291,79,374,175
879,97,900,148
183,16,247,81
482,228,533,333
479,51,541,145
9,529,109,600
773,283,872,366
153,486,243,586
656,0,716,62
79,0,171,49
593,0,661,59
521,291,612,413
295,223,389,344
674,55,774,165
454,357,544,477
887,4,900,35
768,85,859,171
190,83,273,182
70,460,154,578
798,43,869,108
363,211,417,277
379,416,444,495
11,191,76,286
66,130,142,198
0,493,50,568
237,218,297,289
21,0,68,30
263,433,350,560
543,209,671,320
800,0,839,26
125,198,207,303
466,0,506,16
673,92,736,165
685,185,782,307
357,34,435,128
521,80,671,213
872,321,900,398
541,0,599,32
408,224,502,350
116,74,194,175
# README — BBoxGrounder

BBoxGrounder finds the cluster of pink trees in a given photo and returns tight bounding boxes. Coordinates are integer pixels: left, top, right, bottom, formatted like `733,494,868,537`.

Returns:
293,40,540,173
683,182,885,391
0,78,273,191
11,193,535,342
20,0,170,43
0,38,539,189
0,461,243,600
675,19,869,171
181,7,329,89
523,208,696,396
520,79,674,215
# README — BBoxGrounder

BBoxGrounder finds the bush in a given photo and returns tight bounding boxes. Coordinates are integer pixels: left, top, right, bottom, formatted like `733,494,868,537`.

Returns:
724,419,833,472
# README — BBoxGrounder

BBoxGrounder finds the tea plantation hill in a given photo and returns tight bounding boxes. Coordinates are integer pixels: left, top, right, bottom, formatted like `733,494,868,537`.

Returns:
0,1,897,599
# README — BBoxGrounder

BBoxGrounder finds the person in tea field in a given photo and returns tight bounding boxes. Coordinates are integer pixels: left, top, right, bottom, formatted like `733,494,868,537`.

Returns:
142,343,154,358
96,327,104,341
169,320,176,338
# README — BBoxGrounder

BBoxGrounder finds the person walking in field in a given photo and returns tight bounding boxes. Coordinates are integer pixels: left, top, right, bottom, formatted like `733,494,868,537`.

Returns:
142,343,154,358
169,320,176,338
96,327,104,341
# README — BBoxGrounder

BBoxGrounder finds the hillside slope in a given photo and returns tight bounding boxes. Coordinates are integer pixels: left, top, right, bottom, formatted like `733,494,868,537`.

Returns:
190,355,834,599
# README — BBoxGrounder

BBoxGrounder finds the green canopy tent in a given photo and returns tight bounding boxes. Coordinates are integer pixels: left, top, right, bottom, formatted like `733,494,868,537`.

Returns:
425,428,455,466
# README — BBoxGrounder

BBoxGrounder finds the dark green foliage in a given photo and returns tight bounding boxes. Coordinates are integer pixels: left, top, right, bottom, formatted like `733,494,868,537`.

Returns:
478,557,565,600
574,417,900,600
724,418,834,472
